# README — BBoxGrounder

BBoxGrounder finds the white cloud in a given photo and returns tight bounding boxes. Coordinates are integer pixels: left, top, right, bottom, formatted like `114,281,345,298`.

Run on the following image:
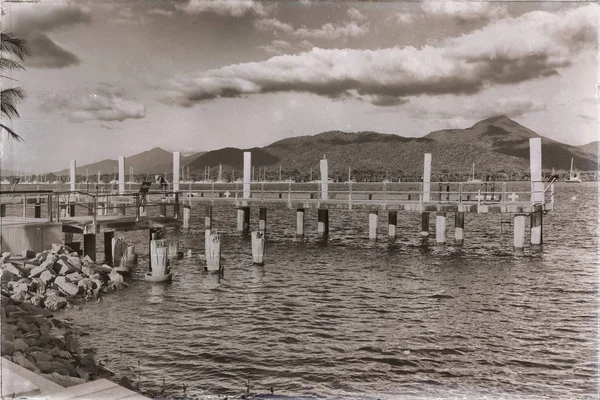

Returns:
294,21,369,40
41,83,146,122
161,5,598,107
258,39,313,55
410,97,546,120
347,8,367,21
147,8,176,17
391,12,414,24
421,0,507,22
255,18,294,34
176,0,268,17
114,7,153,25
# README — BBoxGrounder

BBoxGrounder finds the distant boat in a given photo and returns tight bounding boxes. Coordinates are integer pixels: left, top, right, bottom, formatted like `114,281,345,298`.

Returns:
566,158,582,183
467,163,483,183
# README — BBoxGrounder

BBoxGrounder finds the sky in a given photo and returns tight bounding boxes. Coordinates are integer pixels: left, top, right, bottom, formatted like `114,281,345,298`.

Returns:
1,0,598,173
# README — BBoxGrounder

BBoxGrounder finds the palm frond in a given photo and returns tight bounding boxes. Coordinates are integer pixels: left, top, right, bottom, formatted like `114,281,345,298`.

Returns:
0,57,25,72
0,32,30,61
1,87,25,119
0,123,24,142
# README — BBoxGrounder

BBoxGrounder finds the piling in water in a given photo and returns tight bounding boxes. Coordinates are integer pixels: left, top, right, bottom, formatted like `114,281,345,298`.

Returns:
251,231,265,265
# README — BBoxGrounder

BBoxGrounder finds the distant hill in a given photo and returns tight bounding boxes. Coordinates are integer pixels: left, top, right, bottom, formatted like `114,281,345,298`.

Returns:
577,141,598,156
186,147,279,170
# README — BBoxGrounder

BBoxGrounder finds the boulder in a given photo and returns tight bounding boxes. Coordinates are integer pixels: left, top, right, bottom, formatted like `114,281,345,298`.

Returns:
82,255,94,264
66,272,85,284
21,249,36,259
19,301,44,315
108,270,123,283
29,261,54,278
29,277,46,294
13,338,29,352
114,282,128,290
75,367,90,381
94,264,113,274
11,291,28,303
14,354,39,372
67,256,82,269
36,361,67,373
8,281,29,294
29,294,45,307
81,266,95,277
41,372,85,388
57,259,79,275
3,263,24,277
46,253,58,263
51,244,64,253
64,335,79,353
44,295,68,312
54,277,80,297
40,269,56,285
1,269,17,282
2,251,12,260
1,341,15,356
31,351,54,362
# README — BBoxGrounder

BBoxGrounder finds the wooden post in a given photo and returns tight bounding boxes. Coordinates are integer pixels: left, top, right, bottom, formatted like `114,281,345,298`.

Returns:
421,212,429,237
160,203,167,217
318,208,329,235
388,210,397,240
320,157,328,200
436,212,446,244
148,228,163,271
530,207,543,245
529,138,544,204
183,205,191,229
0,204,5,217
70,160,76,192
369,211,378,240
150,239,168,276
422,153,431,202
34,201,41,218
205,230,221,272
513,214,526,253
168,241,180,259
83,233,96,262
296,208,305,236
118,156,125,195
104,231,114,265
454,212,464,245
259,207,267,233
243,206,250,233
251,231,265,265
173,152,180,192
205,205,212,230
126,245,137,266
112,236,127,269
243,152,251,199
69,204,75,217
237,208,244,232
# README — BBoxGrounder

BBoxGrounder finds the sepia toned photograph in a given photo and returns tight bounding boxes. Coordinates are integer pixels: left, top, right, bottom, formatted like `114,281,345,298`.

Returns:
0,0,598,399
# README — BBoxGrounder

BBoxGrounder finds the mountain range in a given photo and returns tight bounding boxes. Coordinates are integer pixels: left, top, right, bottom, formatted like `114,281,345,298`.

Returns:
49,116,598,179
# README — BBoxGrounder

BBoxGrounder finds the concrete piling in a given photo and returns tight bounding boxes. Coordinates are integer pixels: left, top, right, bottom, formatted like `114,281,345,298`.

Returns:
237,206,250,234
205,205,212,230
183,205,191,229
150,239,168,276
388,211,397,240
296,208,305,236
369,211,378,241
454,212,464,245
259,207,267,233
318,208,329,235
513,214,526,253
104,231,114,264
436,212,446,244
251,231,265,265
421,212,429,237
205,230,221,272
530,208,543,246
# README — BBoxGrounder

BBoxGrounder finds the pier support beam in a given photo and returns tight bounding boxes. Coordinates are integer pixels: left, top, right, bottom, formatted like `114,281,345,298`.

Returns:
369,211,378,241
421,212,430,237
237,206,250,233
454,212,464,245
259,207,267,233
423,153,431,202
118,156,125,195
243,152,251,199
83,233,96,262
173,152,180,192
513,214,526,253
183,205,191,229
104,231,114,264
160,203,167,217
296,208,305,236
34,201,41,218
530,208,543,246
251,231,265,265
318,208,329,235
388,211,397,240
436,212,446,244
70,160,76,192
320,157,328,200
205,205,212,230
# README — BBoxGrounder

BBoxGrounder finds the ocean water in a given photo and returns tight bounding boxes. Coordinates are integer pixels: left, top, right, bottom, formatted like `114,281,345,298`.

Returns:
58,182,597,399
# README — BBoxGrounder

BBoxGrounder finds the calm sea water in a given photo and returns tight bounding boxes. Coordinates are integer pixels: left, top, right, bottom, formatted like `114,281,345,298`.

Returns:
60,182,598,399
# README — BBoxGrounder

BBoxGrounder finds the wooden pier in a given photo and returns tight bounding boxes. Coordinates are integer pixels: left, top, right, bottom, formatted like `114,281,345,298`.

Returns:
0,138,555,255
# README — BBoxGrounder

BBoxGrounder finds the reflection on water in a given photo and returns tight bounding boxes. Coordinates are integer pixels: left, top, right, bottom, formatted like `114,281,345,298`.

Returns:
62,183,598,399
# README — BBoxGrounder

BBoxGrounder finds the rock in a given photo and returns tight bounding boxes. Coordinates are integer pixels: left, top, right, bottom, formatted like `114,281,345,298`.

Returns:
75,367,90,381
40,269,56,285
81,266,94,277
66,272,85,283
55,281,80,297
31,351,54,362
80,353,97,371
41,372,86,388
21,249,36,259
29,277,46,294
13,338,29,352
44,295,68,312
64,335,79,353
67,256,82,269
114,282,128,290
29,294,45,307
11,291,27,303
29,261,54,278
57,259,78,275
8,281,29,294
19,301,44,315
2,251,12,260
108,270,123,283
3,263,24,277
51,244,63,253
46,253,58,263
94,264,113,274
83,255,93,264
36,361,67,373
2,269,18,283
2,341,15,356
14,354,39,372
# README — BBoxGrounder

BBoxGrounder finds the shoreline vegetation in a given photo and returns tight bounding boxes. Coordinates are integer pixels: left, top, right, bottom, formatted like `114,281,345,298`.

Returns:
0,245,278,399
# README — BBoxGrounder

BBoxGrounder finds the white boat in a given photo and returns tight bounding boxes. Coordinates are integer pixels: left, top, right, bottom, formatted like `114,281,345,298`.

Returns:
467,163,482,183
566,158,582,183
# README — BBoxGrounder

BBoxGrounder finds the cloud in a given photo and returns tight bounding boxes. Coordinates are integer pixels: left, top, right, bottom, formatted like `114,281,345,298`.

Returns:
176,0,268,17
114,7,153,25
41,83,146,122
11,5,91,69
390,12,414,24
294,21,369,40
347,8,366,21
408,97,546,120
578,113,596,121
161,5,598,107
147,8,176,17
258,39,313,55
421,0,507,22
255,18,294,34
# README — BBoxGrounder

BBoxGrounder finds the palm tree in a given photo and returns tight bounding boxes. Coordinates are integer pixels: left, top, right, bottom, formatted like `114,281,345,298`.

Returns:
1,31,30,141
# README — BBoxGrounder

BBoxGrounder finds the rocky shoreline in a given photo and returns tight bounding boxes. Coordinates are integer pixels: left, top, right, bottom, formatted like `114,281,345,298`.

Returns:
0,244,143,394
